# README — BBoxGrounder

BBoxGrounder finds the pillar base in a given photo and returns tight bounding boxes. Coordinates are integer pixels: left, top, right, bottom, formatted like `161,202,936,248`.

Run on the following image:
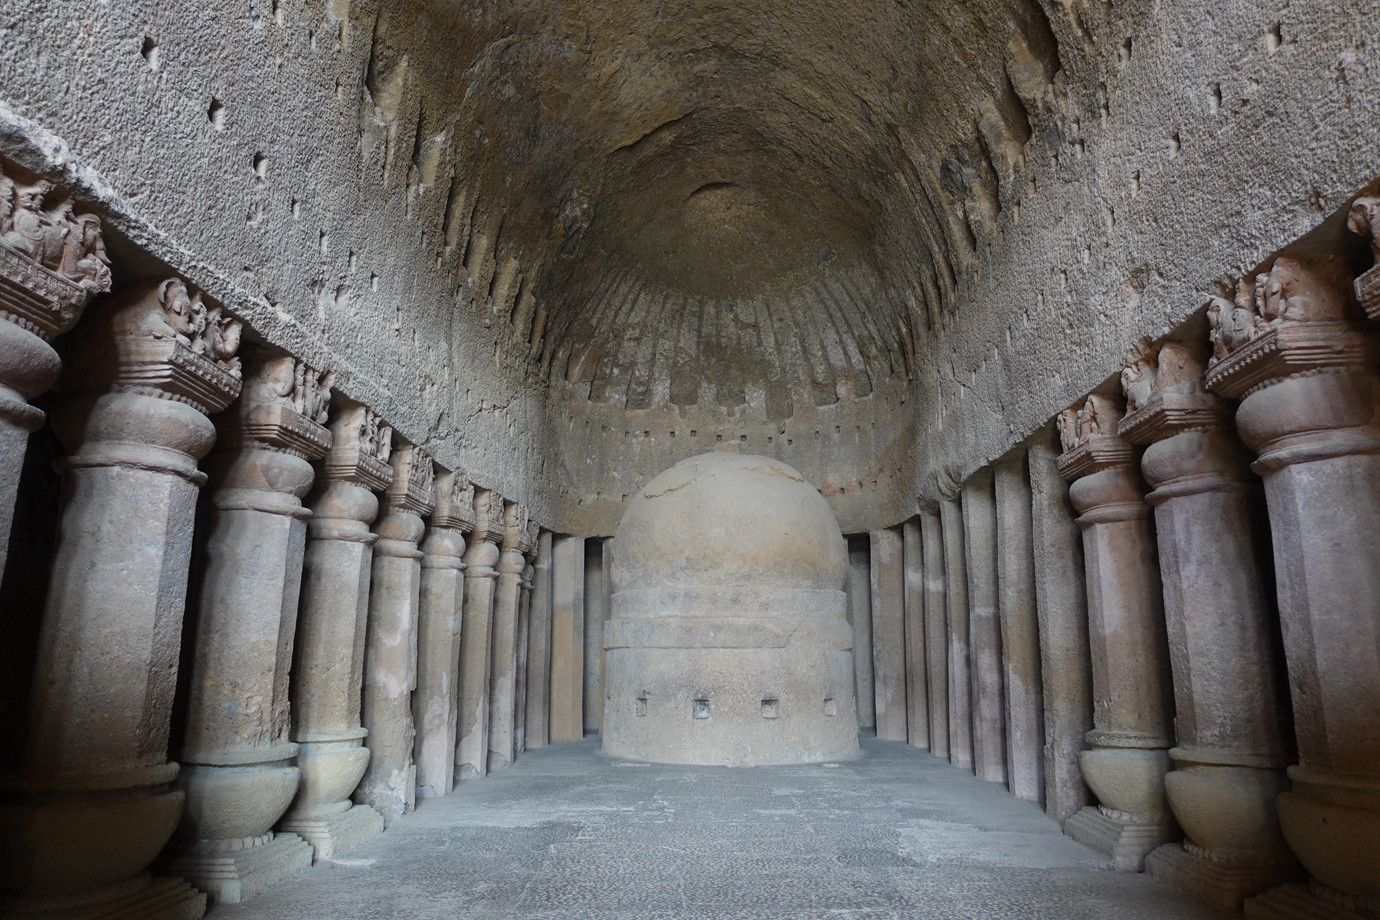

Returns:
1147,843,1304,909
1064,804,1176,871
279,803,384,862
157,831,312,905
1245,883,1377,920
0,873,206,920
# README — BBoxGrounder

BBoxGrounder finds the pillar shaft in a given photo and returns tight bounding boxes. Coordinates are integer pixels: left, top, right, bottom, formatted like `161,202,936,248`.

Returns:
355,445,434,822
514,557,535,754
413,472,472,799
919,509,949,759
2,280,230,919
845,536,875,731
869,527,907,742
939,496,972,770
993,452,1045,806
1028,440,1093,824
962,471,1006,784
901,518,929,749
282,403,390,860
548,535,585,743
1058,394,1176,871
525,530,554,749
583,538,610,735
456,490,500,778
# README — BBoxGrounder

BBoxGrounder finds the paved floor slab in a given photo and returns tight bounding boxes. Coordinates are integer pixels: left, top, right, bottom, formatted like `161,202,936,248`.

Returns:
213,738,1233,920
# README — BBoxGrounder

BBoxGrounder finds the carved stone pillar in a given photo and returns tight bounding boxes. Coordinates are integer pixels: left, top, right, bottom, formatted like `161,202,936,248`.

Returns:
162,347,332,903
413,472,474,801
549,535,586,743
456,489,501,779
513,520,538,756
279,403,391,858
901,517,929,750
993,450,1045,806
525,529,555,749
1200,253,1380,920
1028,438,1093,825
354,444,434,823
1057,393,1177,871
918,507,949,758
939,491,973,770
962,470,1006,784
0,167,109,573
1113,337,1297,906
869,526,907,742
488,502,528,772
0,279,235,920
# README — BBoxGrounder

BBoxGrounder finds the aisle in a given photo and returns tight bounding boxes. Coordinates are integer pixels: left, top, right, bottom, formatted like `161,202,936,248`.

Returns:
214,738,1230,920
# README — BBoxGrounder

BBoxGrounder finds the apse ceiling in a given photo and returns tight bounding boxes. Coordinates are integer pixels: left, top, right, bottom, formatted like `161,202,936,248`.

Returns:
397,0,1062,416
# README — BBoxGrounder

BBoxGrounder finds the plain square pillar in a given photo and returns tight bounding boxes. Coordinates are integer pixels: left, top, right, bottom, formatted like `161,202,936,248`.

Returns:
902,518,929,750
962,470,1006,785
869,527,907,742
549,535,586,743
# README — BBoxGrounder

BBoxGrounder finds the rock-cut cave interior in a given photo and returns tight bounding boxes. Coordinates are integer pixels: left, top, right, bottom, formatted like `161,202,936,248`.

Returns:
0,1,1378,918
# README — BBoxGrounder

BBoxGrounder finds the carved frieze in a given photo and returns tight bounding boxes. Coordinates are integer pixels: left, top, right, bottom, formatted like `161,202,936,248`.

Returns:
0,162,112,340
225,347,334,460
1205,252,1376,399
469,488,503,545
1117,337,1233,445
501,501,528,552
1055,393,1138,481
97,278,243,415
430,471,477,532
1348,196,1380,320
384,444,437,517
322,402,393,492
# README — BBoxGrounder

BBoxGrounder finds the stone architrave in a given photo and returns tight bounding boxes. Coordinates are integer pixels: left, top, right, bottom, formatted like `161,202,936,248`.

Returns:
1198,254,1380,920
280,402,392,859
1027,439,1093,825
1057,393,1177,871
869,527,908,743
962,470,1006,785
993,451,1045,807
0,162,110,574
455,489,501,779
0,279,237,920
939,490,973,771
525,529,555,749
355,443,436,822
163,346,333,903
488,501,528,772
413,472,474,800
901,518,929,749
1116,337,1298,907
513,520,538,755
918,507,949,758
549,535,586,743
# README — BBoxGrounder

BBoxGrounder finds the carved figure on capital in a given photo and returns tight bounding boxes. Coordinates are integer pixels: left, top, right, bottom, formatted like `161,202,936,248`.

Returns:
323,402,394,491
1347,195,1380,320
233,347,335,460
502,501,529,551
471,488,503,545
430,471,478,533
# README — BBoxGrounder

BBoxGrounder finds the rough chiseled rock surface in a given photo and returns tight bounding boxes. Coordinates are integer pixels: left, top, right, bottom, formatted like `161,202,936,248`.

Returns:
1,1,1376,533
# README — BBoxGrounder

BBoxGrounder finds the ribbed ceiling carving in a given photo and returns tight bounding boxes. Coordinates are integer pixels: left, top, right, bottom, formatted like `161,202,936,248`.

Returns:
387,0,1064,415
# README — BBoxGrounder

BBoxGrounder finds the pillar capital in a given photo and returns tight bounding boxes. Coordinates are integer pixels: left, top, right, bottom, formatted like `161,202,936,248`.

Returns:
322,401,394,492
1055,393,1139,482
1118,337,1235,445
220,345,333,460
1346,195,1380,320
430,470,478,533
382,442,436,518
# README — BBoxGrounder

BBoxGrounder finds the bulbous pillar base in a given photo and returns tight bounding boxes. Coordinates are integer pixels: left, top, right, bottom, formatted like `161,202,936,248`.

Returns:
1274,770,1380,913
1064,743,1175,871
0,873,206,920
157,760,312,904
279,737,382,860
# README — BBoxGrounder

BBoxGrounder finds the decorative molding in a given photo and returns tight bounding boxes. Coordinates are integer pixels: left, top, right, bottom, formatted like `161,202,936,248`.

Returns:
384,444,436,517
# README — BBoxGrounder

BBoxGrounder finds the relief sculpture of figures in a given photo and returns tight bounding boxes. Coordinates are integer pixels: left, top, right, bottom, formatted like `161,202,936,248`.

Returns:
0,164,111,297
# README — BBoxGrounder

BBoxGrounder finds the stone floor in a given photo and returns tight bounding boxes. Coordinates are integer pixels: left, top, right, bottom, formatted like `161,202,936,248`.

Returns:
213,738,1233,920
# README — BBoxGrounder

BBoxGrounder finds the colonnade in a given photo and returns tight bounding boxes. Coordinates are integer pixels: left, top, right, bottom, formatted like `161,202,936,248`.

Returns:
0,160,555,919
864,197,1380,917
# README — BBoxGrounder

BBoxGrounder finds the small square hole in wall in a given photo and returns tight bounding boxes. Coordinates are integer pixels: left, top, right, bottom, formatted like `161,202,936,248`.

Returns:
635,694,648,717
693,697,710,720
824,697,837,717
761,698,779,719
